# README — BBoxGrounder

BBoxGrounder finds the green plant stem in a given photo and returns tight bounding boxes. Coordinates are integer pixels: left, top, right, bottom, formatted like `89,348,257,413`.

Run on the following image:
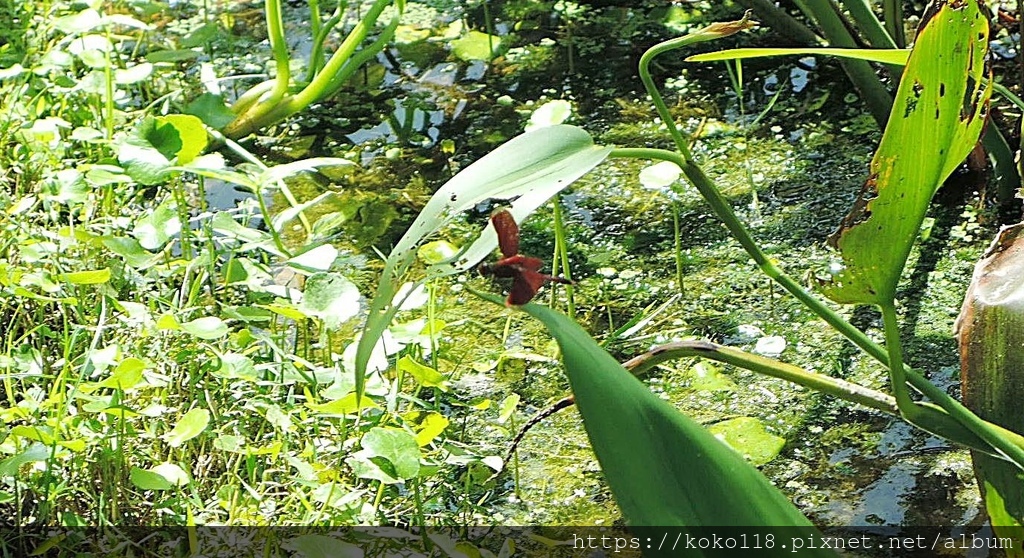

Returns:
612,146,1024,465
305,10,344,83
882,0,905,48
226,0,395,138
738,0,896,125
551,199,575,317
213,132,291,255
839,0,898,49
103,28,115,141
627,24,1024,466
309,0,322,43
673,200,685,296
879,302,916,414
732,0,823,45
235,0,292,130
638,41,697,163
795,0,897,124
626,340,899,416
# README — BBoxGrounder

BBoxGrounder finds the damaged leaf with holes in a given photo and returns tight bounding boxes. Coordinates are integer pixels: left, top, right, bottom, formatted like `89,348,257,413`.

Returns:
820,0,990,305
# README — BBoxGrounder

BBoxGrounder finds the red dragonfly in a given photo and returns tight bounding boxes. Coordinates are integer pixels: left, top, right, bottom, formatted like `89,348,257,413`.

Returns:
478,209,573,306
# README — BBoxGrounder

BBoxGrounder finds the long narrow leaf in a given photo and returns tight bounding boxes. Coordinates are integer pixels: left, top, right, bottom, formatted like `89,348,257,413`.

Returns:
354,125,611,394
822,0,989,305
474,290,830,551
687,47,909,65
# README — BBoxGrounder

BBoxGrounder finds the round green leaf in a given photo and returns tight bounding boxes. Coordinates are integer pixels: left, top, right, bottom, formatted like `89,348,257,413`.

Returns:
151,462,189,486
155,114,207,165
163,408,210,447
417,240,458,264
180,316,229,340
130,467,172,490
361,427,420,480
299,273,360,330
451,30,503,61
708,416,786,467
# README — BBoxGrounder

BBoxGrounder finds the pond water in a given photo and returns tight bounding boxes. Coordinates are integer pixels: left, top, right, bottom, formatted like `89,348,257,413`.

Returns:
223,0,996,537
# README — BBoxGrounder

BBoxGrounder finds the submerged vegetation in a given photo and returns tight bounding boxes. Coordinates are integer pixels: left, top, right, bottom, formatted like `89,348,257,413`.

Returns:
2,0,1024,554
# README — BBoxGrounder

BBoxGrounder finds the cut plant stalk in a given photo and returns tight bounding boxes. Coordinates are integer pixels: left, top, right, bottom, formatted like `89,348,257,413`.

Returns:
957,223,1024,535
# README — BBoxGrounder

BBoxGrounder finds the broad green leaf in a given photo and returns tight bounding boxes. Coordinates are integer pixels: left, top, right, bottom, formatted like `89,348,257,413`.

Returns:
213,352,259,381
0,444,49,477
145,49,201,63
299,272,360,330
483,290,824,539
213,434,245,453
405,411,449,446
102,14,151,30
155,114,207,164
283,535,363,558
0,64,23,79
689,362,737,392
118,116,207,183
262,302,307,321
272,192,336,233
180,316,229,339
129,467,173,490
211,211,273,247
687,47,910,66
163,408,210,447
263,403,294,433
93,357,147,390
347,453,400,484
46,169,89,205
361,427,420,480
117,119,173,185
307,393,379,415
59,439,86,452
102,236,162,268
397,355,449,391
418,240,458,264
10,426,54,445
451,30,503,61
639,161,682,189
131,199,180,251
59,268,110,285
156,313,181,331
185,93,237,129
287,243,338,273
180,22,220,48
259,158,354,184
356,125,611,393
55,9,101,33
708,416,786,466
151,462,189,486
72,127,105,144
497,393,520,424
114,63,153,85
821,0,989,305
525,100,572,132
100,407,138,419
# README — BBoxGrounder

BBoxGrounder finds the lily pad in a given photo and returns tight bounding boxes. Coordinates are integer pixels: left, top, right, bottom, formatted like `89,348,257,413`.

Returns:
708,417,786,466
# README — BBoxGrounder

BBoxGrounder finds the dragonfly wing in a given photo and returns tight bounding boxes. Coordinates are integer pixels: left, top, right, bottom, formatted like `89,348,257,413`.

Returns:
508,273,541,306
491,209,520,258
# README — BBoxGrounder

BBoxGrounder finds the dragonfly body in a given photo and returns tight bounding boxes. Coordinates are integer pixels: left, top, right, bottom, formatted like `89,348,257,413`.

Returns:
479,210,572,306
